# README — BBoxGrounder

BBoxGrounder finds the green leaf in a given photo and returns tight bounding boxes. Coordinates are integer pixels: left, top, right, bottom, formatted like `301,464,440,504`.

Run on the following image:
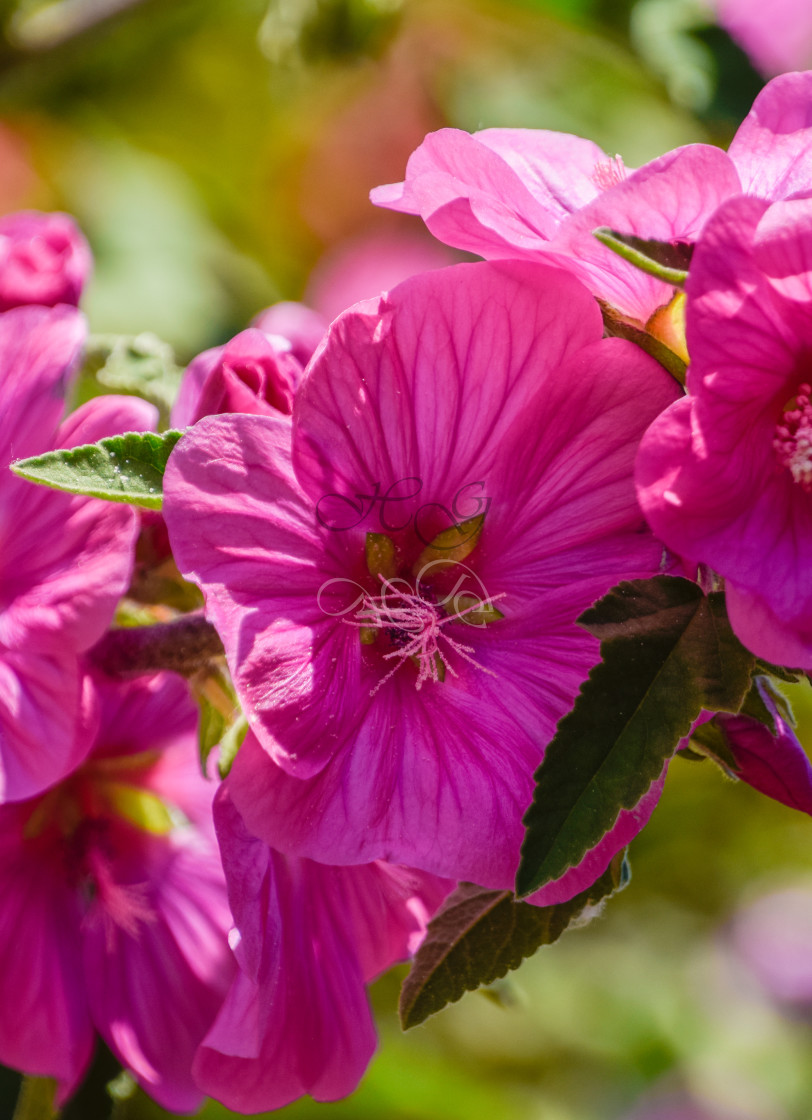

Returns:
516,577,754,898
84,332,183,426
400,851,629,1030
11,429,184,510
191,665,240,776
593,227,691,287
739,675,795,735
219,714,249,779
413,514,485,574
600,300,687,383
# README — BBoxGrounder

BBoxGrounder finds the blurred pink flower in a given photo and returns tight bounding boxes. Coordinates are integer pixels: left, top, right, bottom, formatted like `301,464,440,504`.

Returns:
193,788,449,1112
0,210,91,311
252,229,455,370
163,260,678,900
0,304,156,802
636,194,812,667
0,671,234,1111
372,72,812,322
709,0,812,76
731,884,812,1006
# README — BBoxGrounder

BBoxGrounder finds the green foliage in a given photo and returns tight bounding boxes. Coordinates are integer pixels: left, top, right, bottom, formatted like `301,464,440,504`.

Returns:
82,333,183,428
400,851,630,1030
11,430,184,510
517,577,755,898
593,227,692,286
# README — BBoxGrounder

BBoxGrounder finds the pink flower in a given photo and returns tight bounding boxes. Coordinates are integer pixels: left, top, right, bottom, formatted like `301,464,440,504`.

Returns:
0,304,156,803
193,788,449,1113
372,72,812,322
171,327,303,428
0,210,91,311
163,260,679,901
252,229,455,369
709,0,812,76
0,670,234,1111
636,194,812,667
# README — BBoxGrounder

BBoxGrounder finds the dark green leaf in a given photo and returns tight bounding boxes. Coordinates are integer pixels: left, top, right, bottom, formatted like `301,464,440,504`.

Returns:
11,430,184,510
740,675,795,735
593,227,691,287
754,658,804,683
689,719,740,776
517,577,754,898
400,851,629,1030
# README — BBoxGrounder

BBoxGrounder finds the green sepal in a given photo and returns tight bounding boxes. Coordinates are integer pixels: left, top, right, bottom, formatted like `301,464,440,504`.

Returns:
400,851,629,1030
593,227,691,287
219,714,249,779
516,577,754,898
413,514,484,573
11,429,184,510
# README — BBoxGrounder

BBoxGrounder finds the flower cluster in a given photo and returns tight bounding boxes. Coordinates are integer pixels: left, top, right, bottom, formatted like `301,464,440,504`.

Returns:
6,70,812,1117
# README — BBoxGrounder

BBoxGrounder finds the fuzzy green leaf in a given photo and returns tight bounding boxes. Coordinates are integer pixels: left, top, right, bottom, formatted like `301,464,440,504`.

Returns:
11,430,184,510
516,577,754,898
400,851,629,1030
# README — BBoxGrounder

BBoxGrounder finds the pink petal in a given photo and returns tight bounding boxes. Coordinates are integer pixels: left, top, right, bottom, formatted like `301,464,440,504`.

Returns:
0,210,92,311
84,830,233,1114
370,128,565,256
729,72,812,196
0,802,93,1098
293,260,604,517
57,394,158,446
195,791,445,1113
549,144,742,321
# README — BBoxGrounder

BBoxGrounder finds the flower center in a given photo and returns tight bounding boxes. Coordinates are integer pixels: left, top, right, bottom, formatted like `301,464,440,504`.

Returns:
22,754,177,942
774,383,812,491
351,575,503,695
592,155,627,191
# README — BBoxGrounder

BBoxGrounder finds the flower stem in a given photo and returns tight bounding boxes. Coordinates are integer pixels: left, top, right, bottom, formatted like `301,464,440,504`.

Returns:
12,1077,59,1120
89,611,224,676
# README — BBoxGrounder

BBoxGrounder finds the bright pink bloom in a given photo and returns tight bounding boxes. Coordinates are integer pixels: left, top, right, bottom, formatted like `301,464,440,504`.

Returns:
372,73,812,322
0,210,91,310
715,680,812,814
0,670,234,1111
0,304,155,803
164,261,679,900
171,327,303,428
194,789,448,1112
636,194,812,667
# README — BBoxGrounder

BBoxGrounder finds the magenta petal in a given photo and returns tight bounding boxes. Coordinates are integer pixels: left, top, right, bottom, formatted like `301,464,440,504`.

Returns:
718,688,812,815
729,72,812,198
195,792,446,1113
0,654,93,803
194,804,374,1113
84,831,233,1114
293,260,604,515
370,128,565,255
550,144,743,321
526,768,666,907
163,412,364,778
0,304,85,467
57,394,158,446
0,210,91,310
0,803,93,1096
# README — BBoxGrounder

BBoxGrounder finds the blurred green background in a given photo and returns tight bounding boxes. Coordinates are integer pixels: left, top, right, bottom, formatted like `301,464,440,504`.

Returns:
1,1,810,1118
